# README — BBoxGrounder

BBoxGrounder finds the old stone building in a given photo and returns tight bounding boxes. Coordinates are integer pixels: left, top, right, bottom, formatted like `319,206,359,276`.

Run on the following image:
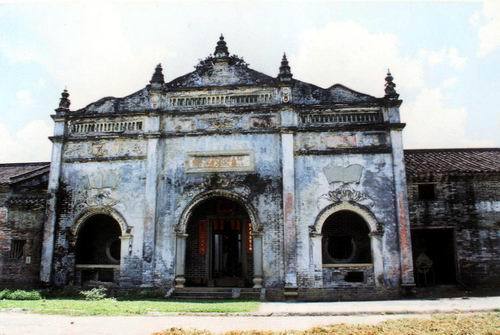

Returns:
0,36,498,299
405,149,500,289
0,163,49,286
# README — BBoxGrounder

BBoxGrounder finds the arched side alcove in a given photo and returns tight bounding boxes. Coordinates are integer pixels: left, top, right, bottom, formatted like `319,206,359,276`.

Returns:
72,207,130,238
321,211,372,265
72,207,131,285
174,190,263,289
311,202,384,287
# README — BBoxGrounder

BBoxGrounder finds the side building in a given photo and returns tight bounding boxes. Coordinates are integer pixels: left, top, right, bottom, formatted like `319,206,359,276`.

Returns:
0,163,49,286
406,148,500,289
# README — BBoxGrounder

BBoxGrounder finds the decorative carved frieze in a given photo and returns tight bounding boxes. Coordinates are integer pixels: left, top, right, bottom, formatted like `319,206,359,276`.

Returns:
296,132,387,151
300,111,382,125
63,140,147,162
320,184,370,204
7,196,46,210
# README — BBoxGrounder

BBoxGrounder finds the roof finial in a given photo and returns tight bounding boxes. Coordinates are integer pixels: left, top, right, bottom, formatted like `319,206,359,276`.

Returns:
384,68,399,100
150,63,165,85
278,52,293,82
214,34,229,58
57,88,70,111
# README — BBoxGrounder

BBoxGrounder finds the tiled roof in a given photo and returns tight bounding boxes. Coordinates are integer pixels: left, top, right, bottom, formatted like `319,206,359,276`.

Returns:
404,148,500,176
0,162,50,184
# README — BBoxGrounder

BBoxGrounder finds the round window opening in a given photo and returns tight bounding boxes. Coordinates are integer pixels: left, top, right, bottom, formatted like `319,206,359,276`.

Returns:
106,238,121,263
321,210,372,264
328,235,355,261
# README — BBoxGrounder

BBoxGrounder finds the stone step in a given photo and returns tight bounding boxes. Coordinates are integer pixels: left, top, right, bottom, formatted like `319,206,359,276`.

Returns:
172,287,261,300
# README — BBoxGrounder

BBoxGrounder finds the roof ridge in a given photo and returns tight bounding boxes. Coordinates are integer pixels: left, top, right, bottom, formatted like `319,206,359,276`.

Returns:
404,148,500,153
9,164,50,183
328,83,377,99
0,162,50,167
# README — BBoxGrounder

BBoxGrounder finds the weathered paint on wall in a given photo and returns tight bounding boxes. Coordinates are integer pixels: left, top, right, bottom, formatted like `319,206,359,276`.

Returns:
35,38,420,299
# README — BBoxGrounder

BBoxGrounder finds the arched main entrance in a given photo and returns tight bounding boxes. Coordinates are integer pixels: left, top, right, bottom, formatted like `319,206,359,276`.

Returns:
184,196,254,287
75,214,122,284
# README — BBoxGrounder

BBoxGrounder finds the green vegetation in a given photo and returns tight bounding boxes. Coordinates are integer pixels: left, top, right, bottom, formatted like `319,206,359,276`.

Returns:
0,288,258,315
0,289,42,300
79,287,108,301
0,298,259,316
153,313,500,335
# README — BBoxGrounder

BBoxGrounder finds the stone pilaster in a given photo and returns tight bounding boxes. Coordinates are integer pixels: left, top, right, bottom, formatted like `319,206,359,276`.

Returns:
281,131,297,288
390,128,415,286
141,115,160,286
174,233,188,288
309,232,323,287
40,117,65,284
252,232,264,288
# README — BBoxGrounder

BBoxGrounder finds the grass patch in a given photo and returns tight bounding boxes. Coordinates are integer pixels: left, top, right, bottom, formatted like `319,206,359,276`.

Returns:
153,313,500,334
0,298,259,316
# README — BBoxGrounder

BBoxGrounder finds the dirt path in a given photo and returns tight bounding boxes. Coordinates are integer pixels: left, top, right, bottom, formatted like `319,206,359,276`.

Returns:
0,312,430,335
257,296,500,315
0,297,498,335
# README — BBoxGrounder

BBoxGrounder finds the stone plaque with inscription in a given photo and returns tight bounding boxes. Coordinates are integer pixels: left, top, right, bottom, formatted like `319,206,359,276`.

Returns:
186,151,254,173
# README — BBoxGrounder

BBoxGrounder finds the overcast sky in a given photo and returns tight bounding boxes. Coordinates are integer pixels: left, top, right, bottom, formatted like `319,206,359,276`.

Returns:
0,0,499,163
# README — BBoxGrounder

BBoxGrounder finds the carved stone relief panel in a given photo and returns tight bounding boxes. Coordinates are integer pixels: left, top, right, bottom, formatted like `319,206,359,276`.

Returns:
63,140,147,161
280,87,291,103
195,115,238,131
173,118,195,132
249,115,277,129
296,132,388,151
72,171,120,213
324,134,357,148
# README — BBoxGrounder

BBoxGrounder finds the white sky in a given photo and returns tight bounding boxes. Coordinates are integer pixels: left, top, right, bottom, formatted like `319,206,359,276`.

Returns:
0,0,499,163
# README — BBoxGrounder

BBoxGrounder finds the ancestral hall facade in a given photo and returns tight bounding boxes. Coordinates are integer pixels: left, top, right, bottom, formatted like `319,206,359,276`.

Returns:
1,36,498,300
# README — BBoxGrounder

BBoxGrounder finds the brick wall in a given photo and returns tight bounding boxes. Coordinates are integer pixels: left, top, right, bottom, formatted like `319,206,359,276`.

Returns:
408,173,500,287
0,187,47,287
185,218,209,286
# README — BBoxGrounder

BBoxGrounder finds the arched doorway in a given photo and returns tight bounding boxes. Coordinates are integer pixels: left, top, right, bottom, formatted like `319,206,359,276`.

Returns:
185,196,254,287
75,214,122,284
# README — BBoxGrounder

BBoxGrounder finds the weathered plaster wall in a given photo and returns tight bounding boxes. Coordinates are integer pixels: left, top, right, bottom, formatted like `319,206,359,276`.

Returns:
154,132,284,287
52,158,147,286
294,146,402,289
